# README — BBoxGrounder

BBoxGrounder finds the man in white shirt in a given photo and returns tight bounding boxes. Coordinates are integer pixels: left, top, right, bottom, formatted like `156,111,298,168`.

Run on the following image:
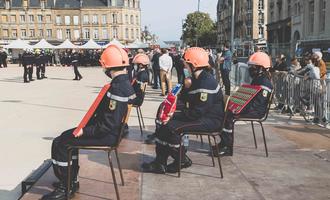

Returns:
159,49,173,96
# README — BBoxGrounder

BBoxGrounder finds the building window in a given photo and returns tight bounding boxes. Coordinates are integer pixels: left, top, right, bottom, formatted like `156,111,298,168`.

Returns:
93,29,99,39
5,0,10,9
46,29,52,38
11,15,16,23
83,28,90,39
92,15,98,24
309,1,314,33
101,15,107,24
64,16,70,25
3,29,9,37
247,0,252,10
136,16,139,25
20,15,26,22
12,29,17,37
130,29,134,39
125,15,128,24
112,27,118,38
38,29,43,37
125,28,129,39
37,15,43,23
56,16,61,24
66,29,71,39
29,15,34,22
258,0,264,10
288,0,291,15
129,0,133,7
2,15,8,23
74,29,80,39
83,15,89,24
130,15,134,24
258,26,264,38
73,16,79,25
111,0,116,6
136,28,139,39
320,0,326,32
124,0,128,7
21,29,27,38
102,28,108,39
112,14,117,24
270,11,274,22
41,1,45,9
46,15,51,23
57,29,63,40
29,29,35,37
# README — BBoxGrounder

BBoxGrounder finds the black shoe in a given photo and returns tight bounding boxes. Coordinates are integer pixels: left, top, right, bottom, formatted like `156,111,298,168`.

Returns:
209,143,223,157
52,181,79,193
41,183,74,200
79,76,83,80
24,80,30,83
43,76,48,79
122,125,129,137
218,146,233,157
152,86,158,89
166,156,192,173
313,118,320,124
37,77,42,80
73,78,79,80
141,161,166,174
30,79,35,81
159,94,165,97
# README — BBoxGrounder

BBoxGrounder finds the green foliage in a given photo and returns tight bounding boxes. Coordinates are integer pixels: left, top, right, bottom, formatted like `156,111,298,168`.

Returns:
181,12,217,47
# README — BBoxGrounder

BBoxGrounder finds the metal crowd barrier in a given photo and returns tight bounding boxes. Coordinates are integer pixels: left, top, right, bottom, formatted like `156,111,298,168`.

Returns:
228,66,329,126
272,72,329,125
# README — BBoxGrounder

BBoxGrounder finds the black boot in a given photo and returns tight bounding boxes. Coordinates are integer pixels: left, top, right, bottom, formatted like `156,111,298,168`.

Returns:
144,133,156,144
52,181,79,193
166,155,192,173
41,182,74,200
141,160,166,174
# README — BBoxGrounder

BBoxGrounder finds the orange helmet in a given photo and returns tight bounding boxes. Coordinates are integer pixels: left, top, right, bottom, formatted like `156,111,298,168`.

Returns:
247,52,271,68
132,53,150,65
184,47,209,68
99,45,129,69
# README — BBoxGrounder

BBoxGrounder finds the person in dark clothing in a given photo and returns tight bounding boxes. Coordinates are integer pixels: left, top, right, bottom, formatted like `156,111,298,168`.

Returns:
40,50,48,79
219,44,232,96
71,50,82,80
18,53,23,67
35,49,43,79
127,53,134,81
142,47,225,174
22,49,35,83
131,53,150,106
41,45,135,200
171,52,184,84
273,54,289,72
213,52,273,156
151,49,161,89
0,49,8,68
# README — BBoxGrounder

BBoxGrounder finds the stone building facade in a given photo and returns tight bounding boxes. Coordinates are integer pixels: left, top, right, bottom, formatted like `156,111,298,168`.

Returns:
0,0,141,44
217,0,267,52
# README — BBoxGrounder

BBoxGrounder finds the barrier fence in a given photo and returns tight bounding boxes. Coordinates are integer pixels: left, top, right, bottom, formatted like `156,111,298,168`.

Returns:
229,64,329,126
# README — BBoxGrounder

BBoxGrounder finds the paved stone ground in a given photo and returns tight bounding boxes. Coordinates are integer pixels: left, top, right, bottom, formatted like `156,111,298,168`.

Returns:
0,66,329,200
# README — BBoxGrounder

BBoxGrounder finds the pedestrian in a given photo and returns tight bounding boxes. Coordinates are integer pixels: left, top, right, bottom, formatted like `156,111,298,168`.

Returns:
22,48,35,83
0,48,8,68
18,52,22,67
71,50,82,81
142,47,225,174
219,43,232,96
314,52,327,81
159,49,173,96
172,50,184,84
212,52,273,156
40,50,48,79
41,45,135,200
151,49,161,89
35,49,42,79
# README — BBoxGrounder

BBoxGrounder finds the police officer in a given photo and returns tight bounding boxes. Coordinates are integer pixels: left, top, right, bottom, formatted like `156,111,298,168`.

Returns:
22,48,35,83
41,45,135,200
71,50,83,80
131,53,150,106
213,51,273,156
142,47,225,174
35,49,42,79
41,49,48,79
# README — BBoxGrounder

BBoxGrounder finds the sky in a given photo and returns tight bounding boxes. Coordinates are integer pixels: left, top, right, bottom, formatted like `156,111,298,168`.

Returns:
140,0,217,41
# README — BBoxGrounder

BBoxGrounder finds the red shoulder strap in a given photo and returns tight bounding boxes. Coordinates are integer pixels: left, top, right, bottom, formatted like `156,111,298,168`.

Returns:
73,83,111,136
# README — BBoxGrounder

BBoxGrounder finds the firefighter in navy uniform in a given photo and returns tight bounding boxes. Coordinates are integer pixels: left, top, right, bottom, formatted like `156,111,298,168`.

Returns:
22,49,35,83
131,53,150,106
41,45,135,200
40,49,48,79
71,50,83,80
213,51,273,156
35,49,43,79
142,47,225,174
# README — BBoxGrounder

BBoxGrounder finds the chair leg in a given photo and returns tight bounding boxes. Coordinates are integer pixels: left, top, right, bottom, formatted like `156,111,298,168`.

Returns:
200,135,204,145
114,149,124,186
139,107,145,128
136,107,143,135
251,121,258,149
208,135,215,167
259,122,269,157
212,136,223,179
178,136,183,178
108,152,120,200
66,149,72,200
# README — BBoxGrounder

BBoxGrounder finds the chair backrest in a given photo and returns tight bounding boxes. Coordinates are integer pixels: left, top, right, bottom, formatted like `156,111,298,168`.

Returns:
140,82,148,104
260,90,274,122
114,104,132,147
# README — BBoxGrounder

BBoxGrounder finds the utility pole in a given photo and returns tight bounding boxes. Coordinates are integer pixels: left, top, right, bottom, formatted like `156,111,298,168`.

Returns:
196,0,201,46
230,0,235,51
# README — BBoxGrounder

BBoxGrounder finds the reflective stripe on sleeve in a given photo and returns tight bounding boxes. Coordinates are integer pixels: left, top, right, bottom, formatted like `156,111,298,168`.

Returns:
188,85,220,95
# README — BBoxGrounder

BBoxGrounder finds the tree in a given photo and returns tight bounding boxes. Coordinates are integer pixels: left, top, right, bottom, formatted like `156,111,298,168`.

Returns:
181,12,217,47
